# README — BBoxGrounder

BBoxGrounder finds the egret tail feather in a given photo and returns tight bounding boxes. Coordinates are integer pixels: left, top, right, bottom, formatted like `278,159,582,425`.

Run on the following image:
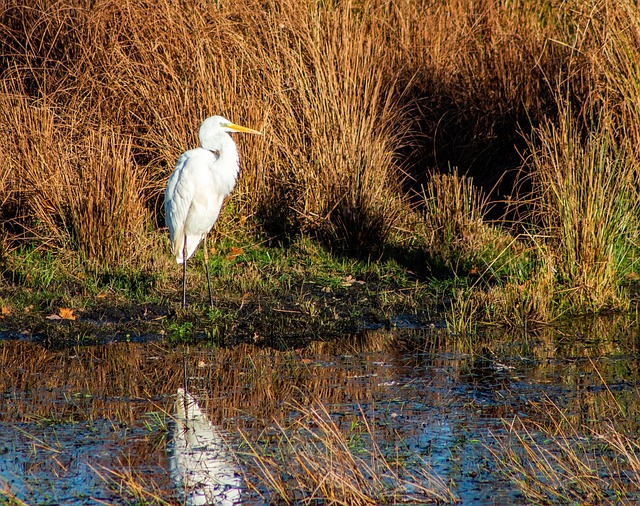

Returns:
173,234,204,264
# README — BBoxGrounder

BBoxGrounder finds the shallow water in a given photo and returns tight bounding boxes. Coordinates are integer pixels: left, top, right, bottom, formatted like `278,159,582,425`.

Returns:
1,317,640,504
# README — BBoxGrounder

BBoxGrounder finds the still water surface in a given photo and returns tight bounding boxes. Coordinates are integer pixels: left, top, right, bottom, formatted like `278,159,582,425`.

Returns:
1,317,639,504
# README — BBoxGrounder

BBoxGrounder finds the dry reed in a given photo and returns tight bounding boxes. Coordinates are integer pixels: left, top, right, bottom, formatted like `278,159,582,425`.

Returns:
241,400,455,505
491,401,640,505
0,0,411,260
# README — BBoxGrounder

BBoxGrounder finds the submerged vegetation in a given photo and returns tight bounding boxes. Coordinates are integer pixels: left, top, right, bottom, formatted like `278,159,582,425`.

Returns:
1,0,640,326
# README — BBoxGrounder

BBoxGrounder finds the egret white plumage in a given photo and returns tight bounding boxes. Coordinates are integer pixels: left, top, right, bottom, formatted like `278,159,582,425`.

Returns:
164,116,261,307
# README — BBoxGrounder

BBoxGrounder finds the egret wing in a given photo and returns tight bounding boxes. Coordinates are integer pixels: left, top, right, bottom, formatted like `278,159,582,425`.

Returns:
165,152,194,262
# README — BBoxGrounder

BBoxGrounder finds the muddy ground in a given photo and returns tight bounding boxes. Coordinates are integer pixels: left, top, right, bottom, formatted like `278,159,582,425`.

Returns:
0,280,439,350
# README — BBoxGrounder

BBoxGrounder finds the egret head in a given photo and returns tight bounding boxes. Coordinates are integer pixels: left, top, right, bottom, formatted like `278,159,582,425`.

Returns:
199,116,261,149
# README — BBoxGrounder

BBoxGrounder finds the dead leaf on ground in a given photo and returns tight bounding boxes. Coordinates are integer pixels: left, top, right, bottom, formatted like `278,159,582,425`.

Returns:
226,247,244,260
625,271,640,282
58,307,76,320
341,275,365,287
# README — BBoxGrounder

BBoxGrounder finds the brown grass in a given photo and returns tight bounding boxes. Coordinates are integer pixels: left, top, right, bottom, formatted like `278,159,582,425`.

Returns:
241,400,455,505
0,0,410,260
491,399,640,505
419,170,514,274
2,0,640,318
489,351,640,504
91,460,173,505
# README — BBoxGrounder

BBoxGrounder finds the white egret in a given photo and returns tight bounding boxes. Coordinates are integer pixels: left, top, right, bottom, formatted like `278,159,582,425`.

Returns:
164,116,261,308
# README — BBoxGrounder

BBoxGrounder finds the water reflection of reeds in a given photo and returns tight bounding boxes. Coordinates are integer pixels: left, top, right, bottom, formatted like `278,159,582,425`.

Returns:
1,318,640,503
2,320,640,427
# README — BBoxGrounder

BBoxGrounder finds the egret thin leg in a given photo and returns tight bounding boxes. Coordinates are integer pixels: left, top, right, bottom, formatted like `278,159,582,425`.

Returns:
203,233,214,308
182,235,188,308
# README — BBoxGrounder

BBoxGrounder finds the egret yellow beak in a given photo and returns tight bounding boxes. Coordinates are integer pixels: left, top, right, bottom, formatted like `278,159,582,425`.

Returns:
224,122,262,135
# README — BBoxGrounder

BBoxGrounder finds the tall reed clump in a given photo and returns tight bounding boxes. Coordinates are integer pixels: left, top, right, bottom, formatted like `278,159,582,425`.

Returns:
0,0,412,267
258,4,409,253
0,93,148,267
420,170,516,275
521,1,640,316
527,109,640,314
0,1,150,269
414,0,640,321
